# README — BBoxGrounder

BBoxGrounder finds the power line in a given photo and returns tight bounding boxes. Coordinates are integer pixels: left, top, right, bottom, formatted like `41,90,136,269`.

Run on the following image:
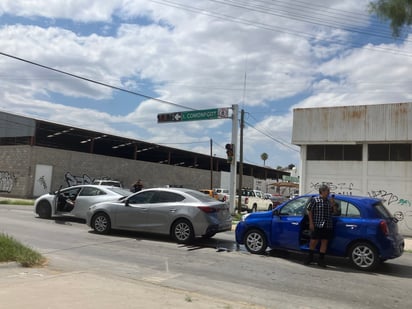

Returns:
150,0,412,57
244,119,299,152
0,52,195,111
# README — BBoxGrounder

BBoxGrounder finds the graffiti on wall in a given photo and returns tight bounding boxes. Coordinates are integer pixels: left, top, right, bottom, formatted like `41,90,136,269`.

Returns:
37,175,48,191
309,181,358,195
368,189,412,232
64,172,93,187
0,171,16,193
367,189,411,207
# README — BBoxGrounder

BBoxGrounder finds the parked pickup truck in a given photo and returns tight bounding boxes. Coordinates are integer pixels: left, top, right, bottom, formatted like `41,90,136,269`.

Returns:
236,189,273,212
213,188,230,202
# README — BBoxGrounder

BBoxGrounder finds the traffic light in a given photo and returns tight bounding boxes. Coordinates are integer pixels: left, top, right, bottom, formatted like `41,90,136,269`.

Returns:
225,143,234,163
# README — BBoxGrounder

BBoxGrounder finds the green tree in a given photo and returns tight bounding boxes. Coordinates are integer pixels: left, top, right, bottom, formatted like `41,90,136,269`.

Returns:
369,0,412,37
260,152,268,166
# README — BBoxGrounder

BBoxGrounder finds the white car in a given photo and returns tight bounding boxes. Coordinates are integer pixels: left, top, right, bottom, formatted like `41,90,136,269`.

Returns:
34,185,132,220
92,179,122,187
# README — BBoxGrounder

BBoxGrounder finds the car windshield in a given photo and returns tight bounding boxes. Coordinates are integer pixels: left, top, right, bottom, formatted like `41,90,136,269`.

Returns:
107,187,133,196
374,201,393,219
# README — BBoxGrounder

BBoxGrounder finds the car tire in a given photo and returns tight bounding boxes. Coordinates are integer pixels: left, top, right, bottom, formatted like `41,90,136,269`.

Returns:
92,212,111,234
349,242,379,271
36,200,51,219
251,204,258,213
202,232,216,239
267,204,273,211
244,229,267,254
171,219,194,244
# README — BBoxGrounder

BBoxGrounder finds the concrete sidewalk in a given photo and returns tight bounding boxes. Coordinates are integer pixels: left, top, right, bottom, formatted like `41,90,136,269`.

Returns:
0,262,263,309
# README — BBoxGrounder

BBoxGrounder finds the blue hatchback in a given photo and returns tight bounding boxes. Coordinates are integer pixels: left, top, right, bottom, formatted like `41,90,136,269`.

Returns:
235,194,405,271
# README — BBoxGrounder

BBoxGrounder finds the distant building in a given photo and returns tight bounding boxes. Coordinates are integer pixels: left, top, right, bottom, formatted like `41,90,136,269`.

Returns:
0,111,289,198
292,102,412,236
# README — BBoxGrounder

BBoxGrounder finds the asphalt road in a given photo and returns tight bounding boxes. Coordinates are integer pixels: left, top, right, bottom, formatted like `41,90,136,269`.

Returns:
1,205,412,309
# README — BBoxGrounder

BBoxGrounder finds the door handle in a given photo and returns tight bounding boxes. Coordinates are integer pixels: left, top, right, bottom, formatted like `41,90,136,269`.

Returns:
291,222,299,225
345,224,357,229
169,209,177,212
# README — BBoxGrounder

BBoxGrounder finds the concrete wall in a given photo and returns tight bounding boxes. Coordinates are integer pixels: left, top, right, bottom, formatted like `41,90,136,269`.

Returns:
0,145,225,198
300,149,412,236
0,145,32,197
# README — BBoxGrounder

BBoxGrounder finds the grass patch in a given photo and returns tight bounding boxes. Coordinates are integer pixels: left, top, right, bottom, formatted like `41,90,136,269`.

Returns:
0,233,46,267
0,199,34,205
185,295,192,302
232,212,243,222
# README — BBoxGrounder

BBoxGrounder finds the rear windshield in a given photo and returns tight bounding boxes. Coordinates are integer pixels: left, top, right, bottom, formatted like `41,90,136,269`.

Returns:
374,202,393,219
94,180,121,187
107,187,133,196
187,190,218,202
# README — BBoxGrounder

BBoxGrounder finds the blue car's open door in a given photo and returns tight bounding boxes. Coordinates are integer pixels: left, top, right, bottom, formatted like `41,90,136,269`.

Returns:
271,196,312,250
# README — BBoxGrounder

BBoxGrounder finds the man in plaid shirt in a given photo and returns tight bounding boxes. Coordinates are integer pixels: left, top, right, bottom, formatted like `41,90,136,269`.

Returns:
304,184,337,267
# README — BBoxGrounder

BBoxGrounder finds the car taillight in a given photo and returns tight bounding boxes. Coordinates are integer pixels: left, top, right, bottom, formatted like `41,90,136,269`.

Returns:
198,206,217,213
222,196,226,201
245,197,249,204
379,220,389,236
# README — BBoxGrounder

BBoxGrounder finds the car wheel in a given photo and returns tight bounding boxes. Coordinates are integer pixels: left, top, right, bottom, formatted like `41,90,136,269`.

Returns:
251,204,258,212
92,212,111,234
349,242,379,271
36,200,51,219
267,204,273,211
244,229,267,254
171,219,194,244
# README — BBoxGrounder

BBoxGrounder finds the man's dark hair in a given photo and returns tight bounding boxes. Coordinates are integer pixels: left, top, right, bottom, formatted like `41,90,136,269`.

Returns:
318,184,329,194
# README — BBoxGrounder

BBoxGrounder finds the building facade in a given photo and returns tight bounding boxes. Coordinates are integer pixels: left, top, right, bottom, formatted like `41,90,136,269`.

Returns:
0,111,288,199
292,102,412,236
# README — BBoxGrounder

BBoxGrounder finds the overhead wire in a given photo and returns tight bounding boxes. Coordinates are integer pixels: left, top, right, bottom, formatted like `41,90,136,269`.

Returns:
225,0,403,38
150,0,412,57
0,52,196,111
244,120,299,152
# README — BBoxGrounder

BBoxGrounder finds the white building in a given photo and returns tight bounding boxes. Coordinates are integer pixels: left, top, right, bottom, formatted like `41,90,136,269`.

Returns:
292,103,412,236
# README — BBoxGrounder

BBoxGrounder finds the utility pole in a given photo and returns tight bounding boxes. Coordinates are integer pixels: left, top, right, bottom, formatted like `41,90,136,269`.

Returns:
229,104,238,214
210,138,213,190
237,109,244,214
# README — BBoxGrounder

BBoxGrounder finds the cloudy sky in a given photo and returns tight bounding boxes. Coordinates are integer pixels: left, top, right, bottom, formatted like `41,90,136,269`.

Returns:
1,0,411,169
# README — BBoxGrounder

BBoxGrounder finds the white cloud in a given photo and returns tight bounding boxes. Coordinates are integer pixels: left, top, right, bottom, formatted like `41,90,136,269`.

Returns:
0,0,410,168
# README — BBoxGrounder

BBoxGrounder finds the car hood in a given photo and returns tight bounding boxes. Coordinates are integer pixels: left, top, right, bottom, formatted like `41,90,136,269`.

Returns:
243,210,273,221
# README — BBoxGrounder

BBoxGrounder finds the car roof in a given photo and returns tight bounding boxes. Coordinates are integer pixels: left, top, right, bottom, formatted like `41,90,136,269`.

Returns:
300,193,381,205
61,184,122,190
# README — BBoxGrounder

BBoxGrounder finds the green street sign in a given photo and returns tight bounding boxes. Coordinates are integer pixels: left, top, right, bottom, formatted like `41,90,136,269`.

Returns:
158,108,229,123
182,109,218,121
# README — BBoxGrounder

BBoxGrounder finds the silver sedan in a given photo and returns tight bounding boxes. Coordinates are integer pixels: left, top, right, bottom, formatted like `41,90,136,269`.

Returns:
34,185,132,220
86,187,232,244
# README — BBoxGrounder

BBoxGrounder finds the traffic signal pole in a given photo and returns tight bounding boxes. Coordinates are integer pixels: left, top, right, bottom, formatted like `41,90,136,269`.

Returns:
229,104,238,214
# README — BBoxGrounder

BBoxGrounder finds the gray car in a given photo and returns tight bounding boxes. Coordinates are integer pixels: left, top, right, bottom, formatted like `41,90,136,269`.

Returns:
34,185,132,220
86,187,233,244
